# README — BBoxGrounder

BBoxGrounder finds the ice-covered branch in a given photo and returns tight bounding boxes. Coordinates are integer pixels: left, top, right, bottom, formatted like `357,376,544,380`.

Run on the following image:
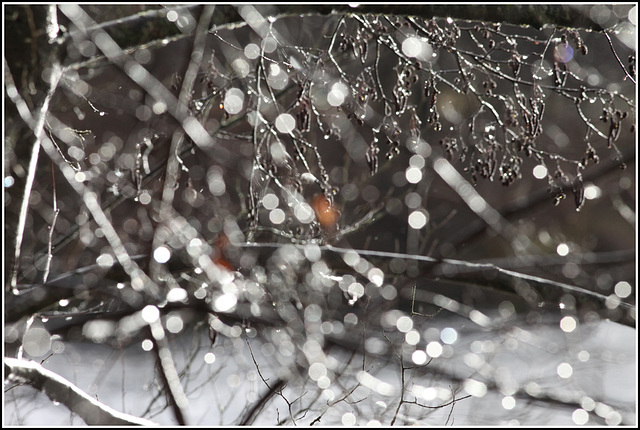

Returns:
4,357,157,426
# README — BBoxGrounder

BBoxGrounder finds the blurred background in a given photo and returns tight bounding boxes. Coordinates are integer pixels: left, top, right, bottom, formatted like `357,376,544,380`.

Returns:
4,4,636,426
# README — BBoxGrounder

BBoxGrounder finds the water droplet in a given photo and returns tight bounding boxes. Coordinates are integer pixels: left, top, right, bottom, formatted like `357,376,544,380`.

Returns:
275,113,296,134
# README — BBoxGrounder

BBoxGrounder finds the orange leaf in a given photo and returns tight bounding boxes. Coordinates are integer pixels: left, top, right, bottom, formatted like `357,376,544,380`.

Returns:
312,194,339,229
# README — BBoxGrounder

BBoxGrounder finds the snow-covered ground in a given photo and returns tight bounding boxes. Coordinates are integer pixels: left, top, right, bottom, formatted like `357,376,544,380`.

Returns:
4,317,636,426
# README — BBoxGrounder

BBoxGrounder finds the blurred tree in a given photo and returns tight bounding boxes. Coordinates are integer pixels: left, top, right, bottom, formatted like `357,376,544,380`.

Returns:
4,4,636,426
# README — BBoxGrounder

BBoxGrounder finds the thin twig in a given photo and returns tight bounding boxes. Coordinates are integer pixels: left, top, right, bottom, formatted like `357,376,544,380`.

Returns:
237,241,635,326
603,31,636,84
444,386,458,425
411,283,444,318
244,340,293,425
42,160,59,283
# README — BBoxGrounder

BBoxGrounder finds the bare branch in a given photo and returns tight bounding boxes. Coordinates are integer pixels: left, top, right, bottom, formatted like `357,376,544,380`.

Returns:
7,61,62,291
603,31,636,85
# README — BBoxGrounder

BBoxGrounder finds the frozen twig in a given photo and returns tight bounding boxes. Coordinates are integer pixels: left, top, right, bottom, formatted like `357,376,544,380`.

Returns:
42,161,59,283
603,31,636,85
